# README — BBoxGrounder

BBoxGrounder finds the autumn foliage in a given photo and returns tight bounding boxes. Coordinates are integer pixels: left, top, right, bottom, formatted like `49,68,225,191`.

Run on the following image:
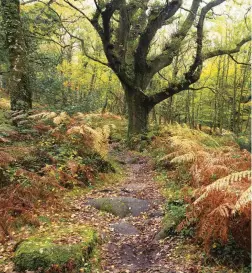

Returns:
0,111,117,240
154,123,251,251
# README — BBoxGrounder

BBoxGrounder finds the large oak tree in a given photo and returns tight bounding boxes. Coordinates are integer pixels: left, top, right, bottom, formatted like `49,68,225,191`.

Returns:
23,0,252,135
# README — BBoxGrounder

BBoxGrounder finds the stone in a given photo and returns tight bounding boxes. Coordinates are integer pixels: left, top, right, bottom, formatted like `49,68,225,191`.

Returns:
14,226,97,272
87,197,150,218
110,221,139,235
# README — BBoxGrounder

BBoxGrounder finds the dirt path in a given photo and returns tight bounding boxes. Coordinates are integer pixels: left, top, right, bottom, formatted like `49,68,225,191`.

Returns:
70,145,197,273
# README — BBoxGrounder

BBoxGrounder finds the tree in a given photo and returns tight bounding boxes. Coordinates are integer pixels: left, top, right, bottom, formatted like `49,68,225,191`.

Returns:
62,0,250,137
1,0,32,110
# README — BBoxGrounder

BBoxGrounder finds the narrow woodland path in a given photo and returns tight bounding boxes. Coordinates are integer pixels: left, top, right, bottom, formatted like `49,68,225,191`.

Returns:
70,144,195,273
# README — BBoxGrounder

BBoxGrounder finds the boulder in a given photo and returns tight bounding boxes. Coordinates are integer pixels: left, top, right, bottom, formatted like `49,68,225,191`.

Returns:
14,226,97,272
88,197,150,218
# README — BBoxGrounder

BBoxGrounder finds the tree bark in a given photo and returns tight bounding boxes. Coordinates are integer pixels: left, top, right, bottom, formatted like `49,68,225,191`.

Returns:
124,86,152,137
1,0,32,111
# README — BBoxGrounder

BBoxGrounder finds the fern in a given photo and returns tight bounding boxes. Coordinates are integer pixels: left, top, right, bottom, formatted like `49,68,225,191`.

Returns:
171,152,196,164
233,186,252,213
29,111,57,120
194,170,252,205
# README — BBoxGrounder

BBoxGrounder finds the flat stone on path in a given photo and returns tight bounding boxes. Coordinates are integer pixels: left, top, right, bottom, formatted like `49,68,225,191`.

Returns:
124,183,147,192
110,221,139,235
87,197,150,218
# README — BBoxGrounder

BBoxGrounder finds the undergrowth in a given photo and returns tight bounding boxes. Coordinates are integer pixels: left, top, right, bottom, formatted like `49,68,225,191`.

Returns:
149,123,251,270
0,110,121,241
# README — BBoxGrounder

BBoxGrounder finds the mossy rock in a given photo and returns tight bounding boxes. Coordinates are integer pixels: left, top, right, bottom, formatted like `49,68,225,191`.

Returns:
14,226,97,272
88,197,150,218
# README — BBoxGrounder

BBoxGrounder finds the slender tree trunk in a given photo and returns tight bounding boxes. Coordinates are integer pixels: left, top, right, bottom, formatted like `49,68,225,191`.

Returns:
2,0,32,110
236,50,250,134
231,63,237,132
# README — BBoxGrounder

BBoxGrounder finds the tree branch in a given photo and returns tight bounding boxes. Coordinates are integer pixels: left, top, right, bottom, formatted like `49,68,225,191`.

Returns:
63,0,91,23
185,0,226,83
189,86,217,93
21,0,39,5
228,54,250,66
204,36,251,60
134,0,182,74
149,0,227,106
149,0,201,76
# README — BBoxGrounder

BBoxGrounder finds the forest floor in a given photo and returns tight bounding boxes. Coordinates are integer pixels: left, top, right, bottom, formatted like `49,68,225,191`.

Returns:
63,142,238,273
1,138,239,273
0,100,249,272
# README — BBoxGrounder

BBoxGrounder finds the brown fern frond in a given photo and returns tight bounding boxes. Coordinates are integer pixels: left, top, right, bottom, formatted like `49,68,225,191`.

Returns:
209,203,234,218
233,186,252,213
194,170,252,205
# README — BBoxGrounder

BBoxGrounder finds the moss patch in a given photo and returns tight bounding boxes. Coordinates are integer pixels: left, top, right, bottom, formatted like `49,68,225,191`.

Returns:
14,226,97,272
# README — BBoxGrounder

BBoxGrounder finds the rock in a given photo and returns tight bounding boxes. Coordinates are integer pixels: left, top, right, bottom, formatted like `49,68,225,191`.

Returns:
110,221,139,235
14,226,97,272
88,197,150,218
126,157,140,164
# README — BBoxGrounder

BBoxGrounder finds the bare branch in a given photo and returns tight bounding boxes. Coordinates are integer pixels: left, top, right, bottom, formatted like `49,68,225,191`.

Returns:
63,0,91,23
228,54,251,66
189,86,217,93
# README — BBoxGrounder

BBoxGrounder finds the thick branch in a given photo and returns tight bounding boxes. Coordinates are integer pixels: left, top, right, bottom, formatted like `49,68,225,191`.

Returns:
204,36,251,60
149,0,202,75
115,1,130,65
185,0,226,82
134,0,182,73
